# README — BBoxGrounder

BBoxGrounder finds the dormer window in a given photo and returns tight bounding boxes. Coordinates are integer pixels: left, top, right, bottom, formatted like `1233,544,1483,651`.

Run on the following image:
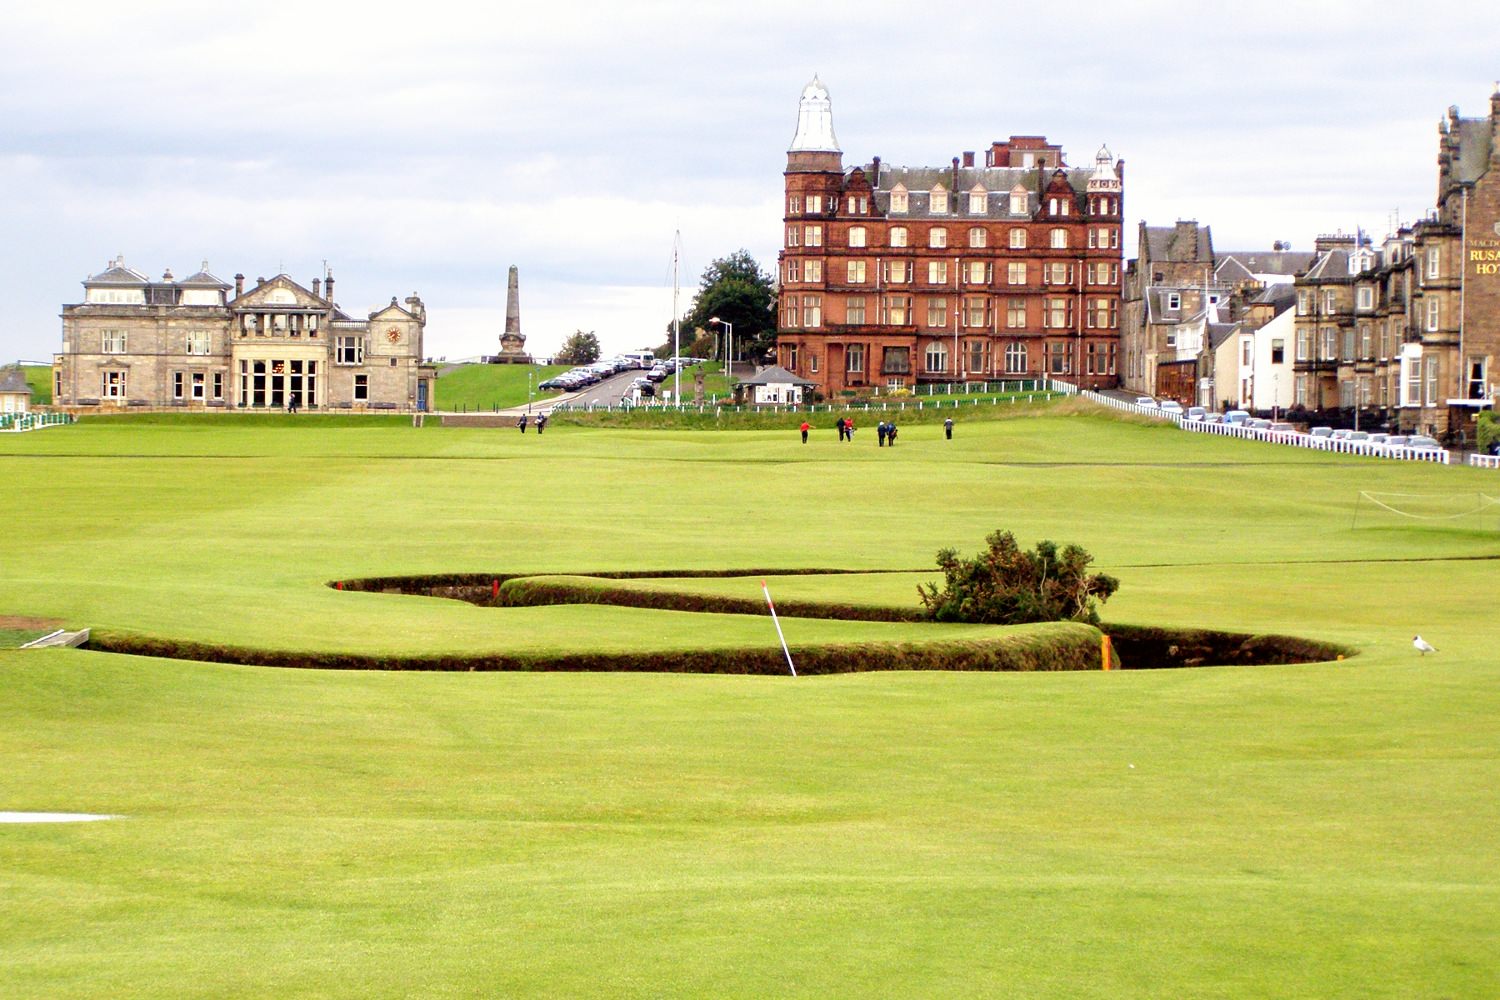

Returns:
968,186,986,214
930,186,948,214
1008,186,1028,215
1167,293,1182,310
890,184,908,214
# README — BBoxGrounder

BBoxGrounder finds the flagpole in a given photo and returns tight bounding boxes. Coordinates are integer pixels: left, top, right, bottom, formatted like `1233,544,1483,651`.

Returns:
760,579,797,677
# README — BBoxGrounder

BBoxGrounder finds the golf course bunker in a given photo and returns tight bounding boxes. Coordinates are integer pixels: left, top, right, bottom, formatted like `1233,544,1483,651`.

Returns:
73,569,1348,674
0,812,119,823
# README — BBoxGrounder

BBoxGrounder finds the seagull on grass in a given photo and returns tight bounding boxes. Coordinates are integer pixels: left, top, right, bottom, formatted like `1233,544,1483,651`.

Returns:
1413,635,1437,656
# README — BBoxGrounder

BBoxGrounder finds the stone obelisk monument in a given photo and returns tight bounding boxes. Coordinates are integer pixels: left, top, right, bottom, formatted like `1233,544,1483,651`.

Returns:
495,265,532,363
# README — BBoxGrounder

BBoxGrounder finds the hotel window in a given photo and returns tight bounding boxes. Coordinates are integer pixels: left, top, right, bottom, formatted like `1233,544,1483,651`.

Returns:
173,372,184,399
890,227,908,248
1043,298,1070,329
1087,299,1116,329
883,295,911,325
924,341,948,373
809,354,819,373
786,225,801,247
782,296,801,327
848,260,867,284
1341,329,1355,362
1424,356,1438,404
785,344,800,371
191,372,205,400
354,374,369,401
1004,342,1027,373
1271,339,1285,364
1295,330,1309,361
1468,357,1488,399
1359,325,1372,358
1048,342,1071,374
1049,228,1067,249
890,186,908,214
787,195,802,215
804,260,822,282
101,370,126,398
1426,247,1440,279
930,188,948,214
1426,298,1440,331
927,297,948,327
336,336,364,365
1009,228,1026,249
966,261,990,285
968,188,986,214
1320,328,1336,360
1009,190,1027,214
881,347,911,375
845,297,866,324
784,260,801,283
186,330,211,355
1294,374,1308,406
804,225,823,247
803,295,822,327
1323,290,1336,313
212,372,223,399
969,227,987,248
929,227,948,248
846,344,864,373
885,261,910,284
1297,291,1310,316
928,261,948,285
1045,262,1071,285
1357,287,1373,310
102,330,127,353
1007,262,1027,285
968,340,985,373
964,297,987,328
806,195,823,214
1167,292,1181,310
1006,299,1026,329
849,226,867,248
848,196,867,215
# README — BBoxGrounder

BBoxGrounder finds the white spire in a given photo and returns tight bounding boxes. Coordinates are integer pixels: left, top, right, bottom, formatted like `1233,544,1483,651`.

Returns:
789,75,840,153
1087,143,1120,193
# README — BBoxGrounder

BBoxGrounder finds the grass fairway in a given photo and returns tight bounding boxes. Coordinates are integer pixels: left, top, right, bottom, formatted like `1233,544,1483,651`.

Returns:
435,362,567,410
2,408,1498,997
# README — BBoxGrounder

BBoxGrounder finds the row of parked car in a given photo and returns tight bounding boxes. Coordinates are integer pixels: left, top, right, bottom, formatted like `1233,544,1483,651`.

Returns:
1134,396,1443,451
539,356,706,393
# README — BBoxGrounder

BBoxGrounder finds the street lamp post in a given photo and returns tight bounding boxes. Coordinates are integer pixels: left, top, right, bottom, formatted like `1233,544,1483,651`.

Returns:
527,367,535,414
709,317,734,397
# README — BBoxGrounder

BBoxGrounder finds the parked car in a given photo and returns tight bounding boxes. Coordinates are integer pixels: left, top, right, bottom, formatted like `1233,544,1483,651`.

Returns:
1367,433,1390,445
1202,412,1223,423
1347,431,1370,442
1309,426,1334,438
1223,409,1251,425
1385,435,1411,448
1246,418,1272,430
1185,406,1207,421
1331,429,1353,441
1268,422,1296,434
1408,435,1442,449
1159,400,1184,415
1134,396,1157,408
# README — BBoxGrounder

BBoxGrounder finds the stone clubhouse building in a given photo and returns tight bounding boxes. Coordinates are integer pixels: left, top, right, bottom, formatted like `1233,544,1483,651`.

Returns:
54,260,436,412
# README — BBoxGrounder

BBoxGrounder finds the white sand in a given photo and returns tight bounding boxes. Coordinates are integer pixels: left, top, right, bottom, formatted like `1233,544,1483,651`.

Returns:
0,812,118,823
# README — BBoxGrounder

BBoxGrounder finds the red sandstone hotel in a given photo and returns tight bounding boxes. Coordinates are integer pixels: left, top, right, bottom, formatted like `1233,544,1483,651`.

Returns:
776,77,1124,395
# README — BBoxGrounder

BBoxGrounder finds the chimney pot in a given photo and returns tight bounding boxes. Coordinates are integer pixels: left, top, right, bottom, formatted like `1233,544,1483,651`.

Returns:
234,273,244,297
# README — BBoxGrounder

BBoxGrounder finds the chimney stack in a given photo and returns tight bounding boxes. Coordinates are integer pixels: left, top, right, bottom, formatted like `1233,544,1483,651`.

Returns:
324,272,335,303
952,156,960,192
234,273,244,297
312,278,321,298
963,151,975,168
871,155,880,185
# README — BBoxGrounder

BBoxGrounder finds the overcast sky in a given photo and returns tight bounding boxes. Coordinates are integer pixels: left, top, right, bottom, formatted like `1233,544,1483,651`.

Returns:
4,0,1497,364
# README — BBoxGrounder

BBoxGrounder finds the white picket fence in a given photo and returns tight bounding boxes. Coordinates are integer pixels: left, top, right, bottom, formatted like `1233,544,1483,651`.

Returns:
0,411,74,433
1471,454,1500,469
1077,390,1453,464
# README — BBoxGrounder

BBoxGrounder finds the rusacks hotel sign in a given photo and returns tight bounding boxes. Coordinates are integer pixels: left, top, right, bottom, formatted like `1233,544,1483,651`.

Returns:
1473,237,1500,276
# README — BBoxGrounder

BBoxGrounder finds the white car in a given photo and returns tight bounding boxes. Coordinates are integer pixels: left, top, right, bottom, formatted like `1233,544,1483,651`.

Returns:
1185,406,1207,421
1158,400,1184,415
1134,396,1157,408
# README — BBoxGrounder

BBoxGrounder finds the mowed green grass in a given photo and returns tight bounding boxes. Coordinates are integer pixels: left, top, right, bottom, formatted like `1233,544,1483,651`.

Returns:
434,362,568,410
2,409,1499,998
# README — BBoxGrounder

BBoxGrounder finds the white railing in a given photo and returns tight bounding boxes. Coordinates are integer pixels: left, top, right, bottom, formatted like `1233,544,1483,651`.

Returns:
1470,454,1500,469
1079,390,1181,422
0,411,75,433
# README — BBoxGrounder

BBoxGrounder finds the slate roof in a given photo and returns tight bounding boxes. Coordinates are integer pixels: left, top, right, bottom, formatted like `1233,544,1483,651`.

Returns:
1215,250,1317,278
1453,117,1494,184
0,365,31,395
1251,282,1298,315
863,163,1102,219
740,365,816,387
84,261,150,285
1142,223,1213,264
1303,248,1352,281
1208,322,1241,351
178,263,231,288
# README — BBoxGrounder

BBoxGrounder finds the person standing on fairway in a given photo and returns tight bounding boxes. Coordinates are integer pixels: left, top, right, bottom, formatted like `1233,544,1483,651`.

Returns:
835,416,846,441
535,413,548,434
517,413,529,433
944,417,954,440
877,421,887,447
846,417,855,441
887,421,898,445
799,420,810,444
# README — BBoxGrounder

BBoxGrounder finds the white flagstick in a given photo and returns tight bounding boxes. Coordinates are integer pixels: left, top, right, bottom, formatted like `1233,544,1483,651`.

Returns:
761,579,797,677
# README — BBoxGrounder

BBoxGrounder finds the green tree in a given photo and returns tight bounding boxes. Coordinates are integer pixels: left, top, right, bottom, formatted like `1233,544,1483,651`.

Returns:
661,250,777,363
918,530,1120,626
555,330,601,365
1479,411,1499,454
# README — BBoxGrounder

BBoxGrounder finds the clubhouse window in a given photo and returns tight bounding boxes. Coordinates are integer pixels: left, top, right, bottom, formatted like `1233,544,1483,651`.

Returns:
101,370,126,398
336,336,364,365
354,374,369,401
846,345,864,373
